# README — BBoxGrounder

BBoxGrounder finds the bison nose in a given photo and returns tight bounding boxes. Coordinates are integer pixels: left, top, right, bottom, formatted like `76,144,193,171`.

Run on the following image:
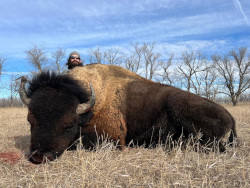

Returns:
29,151,44,164
29,151,56,164
43,152,55,161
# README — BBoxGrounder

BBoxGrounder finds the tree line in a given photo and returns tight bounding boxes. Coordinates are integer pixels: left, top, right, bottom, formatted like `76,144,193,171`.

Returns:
0,43,249,106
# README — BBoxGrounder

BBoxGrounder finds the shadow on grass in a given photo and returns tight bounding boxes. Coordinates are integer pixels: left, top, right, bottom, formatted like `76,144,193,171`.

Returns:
14,135,30,156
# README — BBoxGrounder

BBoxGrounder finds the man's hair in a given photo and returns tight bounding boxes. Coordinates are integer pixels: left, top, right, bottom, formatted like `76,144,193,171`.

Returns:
69,51,80,58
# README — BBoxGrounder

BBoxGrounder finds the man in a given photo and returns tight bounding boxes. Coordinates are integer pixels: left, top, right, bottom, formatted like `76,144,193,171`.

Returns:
66,51,83,69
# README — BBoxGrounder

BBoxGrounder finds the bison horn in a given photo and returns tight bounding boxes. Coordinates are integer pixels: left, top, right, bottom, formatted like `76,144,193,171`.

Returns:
76,83,96,115
19,76,31,106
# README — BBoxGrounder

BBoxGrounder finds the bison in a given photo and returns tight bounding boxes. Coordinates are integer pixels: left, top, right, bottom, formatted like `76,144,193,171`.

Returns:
19,64,237,163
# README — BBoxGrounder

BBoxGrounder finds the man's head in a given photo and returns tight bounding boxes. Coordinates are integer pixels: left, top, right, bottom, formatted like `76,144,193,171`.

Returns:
66,51,83,69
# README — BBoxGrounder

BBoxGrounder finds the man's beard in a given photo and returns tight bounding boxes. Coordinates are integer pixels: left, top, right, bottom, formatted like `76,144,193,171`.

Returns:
67,62,83,69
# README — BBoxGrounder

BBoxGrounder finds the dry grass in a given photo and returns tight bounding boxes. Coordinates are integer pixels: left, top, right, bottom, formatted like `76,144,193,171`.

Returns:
0,104,249,187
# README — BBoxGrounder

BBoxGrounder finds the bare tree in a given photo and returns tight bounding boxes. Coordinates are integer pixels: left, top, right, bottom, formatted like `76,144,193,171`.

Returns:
177,51,205,93
142,43,161,80
201,62,218,100
124,43,143,74
88,47,104,64
158,53,175,85
0,56,6,99
25,44,48,73
52,48,66,73
9,75,19,107
104,48,123,65
0,55,6,76
239,92,250,102
212,47,250,106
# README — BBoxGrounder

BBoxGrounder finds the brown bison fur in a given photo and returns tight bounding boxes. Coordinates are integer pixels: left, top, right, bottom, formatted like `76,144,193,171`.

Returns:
69,64,237,151
21,64,237,163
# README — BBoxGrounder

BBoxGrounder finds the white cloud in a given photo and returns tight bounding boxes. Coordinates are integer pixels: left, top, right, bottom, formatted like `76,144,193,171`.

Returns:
155,40,228,58
233,0,249,25
0,0,249,70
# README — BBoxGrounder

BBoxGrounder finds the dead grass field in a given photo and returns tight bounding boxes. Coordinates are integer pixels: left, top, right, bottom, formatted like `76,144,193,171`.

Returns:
0,103,249,187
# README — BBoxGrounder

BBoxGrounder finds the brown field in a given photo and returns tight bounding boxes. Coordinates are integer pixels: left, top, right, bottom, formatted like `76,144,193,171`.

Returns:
0,103,249,187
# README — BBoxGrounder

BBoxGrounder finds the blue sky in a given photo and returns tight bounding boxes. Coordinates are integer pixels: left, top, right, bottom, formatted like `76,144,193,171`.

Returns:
0,0,250,97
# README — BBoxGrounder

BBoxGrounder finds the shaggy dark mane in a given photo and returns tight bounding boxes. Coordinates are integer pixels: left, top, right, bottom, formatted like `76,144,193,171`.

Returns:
27,71,89,103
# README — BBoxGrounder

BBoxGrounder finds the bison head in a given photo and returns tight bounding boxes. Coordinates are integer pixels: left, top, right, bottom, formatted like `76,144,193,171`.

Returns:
19,72,95,164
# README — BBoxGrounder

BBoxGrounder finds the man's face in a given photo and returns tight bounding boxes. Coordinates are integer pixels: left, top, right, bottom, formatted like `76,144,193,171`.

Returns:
69,55,81,66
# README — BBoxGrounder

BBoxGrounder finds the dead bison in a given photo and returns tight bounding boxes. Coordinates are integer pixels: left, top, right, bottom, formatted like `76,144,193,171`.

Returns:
19,64,237,163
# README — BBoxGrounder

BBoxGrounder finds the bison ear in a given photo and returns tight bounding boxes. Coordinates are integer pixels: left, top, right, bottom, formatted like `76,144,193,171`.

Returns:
78,111,94,126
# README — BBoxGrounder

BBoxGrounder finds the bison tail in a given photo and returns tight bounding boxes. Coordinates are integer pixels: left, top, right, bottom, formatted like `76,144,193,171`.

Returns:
228,117,238,147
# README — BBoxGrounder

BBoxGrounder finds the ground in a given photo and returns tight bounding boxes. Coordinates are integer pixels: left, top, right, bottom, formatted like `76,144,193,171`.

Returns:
0,103,249,187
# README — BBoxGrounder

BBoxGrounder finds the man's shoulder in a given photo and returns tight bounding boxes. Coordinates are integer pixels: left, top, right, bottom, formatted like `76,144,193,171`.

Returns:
61,70,70,75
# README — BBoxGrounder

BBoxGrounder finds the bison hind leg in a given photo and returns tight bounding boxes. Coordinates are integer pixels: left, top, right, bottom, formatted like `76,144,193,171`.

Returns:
198,136,227,153
227,124,238,147
166,127,227,153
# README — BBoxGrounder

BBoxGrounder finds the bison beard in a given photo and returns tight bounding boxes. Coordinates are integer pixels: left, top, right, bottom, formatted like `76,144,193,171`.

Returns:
19,64,238,164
